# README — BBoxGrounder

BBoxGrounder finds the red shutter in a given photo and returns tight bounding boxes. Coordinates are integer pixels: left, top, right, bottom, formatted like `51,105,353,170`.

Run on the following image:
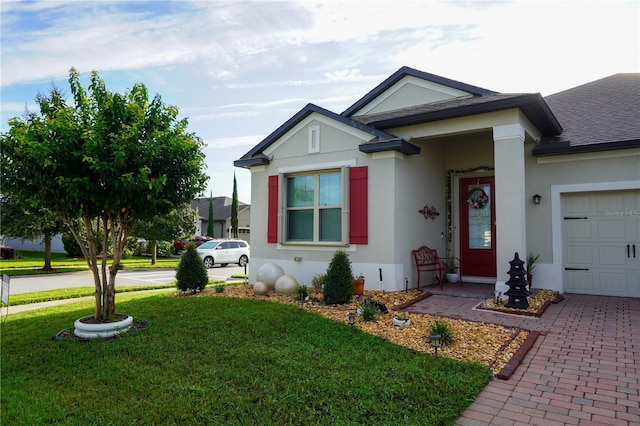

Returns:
267,175,278,243
349,166,368,244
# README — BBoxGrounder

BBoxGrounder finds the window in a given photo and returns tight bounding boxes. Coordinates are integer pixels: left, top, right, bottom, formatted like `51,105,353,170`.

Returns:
268,166,368,245
286,171,342,242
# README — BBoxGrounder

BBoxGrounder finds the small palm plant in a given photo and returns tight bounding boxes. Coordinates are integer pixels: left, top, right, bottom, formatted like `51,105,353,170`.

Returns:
429,316,455,346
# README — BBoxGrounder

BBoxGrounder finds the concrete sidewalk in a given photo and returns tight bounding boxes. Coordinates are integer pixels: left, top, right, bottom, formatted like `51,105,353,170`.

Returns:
407,293,640,425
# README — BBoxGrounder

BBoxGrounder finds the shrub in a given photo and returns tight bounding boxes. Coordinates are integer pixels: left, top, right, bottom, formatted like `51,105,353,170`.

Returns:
323,250,354,305
61,231,83,257
175,243,209,293
429,316,455,346
156,241,174,257
215,284,225,293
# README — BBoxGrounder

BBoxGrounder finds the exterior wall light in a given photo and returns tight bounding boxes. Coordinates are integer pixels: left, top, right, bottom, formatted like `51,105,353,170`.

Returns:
532,194,541,205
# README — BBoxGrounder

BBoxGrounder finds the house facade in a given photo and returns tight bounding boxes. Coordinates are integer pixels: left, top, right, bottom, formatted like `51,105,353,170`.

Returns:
192,196,251,244
235,67,640,298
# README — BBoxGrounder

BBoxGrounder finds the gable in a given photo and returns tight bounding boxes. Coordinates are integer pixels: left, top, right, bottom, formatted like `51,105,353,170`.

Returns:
350,75,474,116
342,66,497,117
263,113,380,159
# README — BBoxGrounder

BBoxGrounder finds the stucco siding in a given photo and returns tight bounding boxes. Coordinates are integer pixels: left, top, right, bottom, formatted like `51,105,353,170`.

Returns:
525,144,640,293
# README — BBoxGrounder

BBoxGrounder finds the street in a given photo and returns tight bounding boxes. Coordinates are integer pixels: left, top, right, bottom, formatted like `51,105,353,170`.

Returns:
7,265,247,294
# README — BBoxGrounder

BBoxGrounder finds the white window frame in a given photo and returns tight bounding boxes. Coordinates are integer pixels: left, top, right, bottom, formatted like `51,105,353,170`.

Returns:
277,162,352,246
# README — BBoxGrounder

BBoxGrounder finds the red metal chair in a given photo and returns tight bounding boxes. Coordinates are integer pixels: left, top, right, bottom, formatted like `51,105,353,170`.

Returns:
412,246,461,290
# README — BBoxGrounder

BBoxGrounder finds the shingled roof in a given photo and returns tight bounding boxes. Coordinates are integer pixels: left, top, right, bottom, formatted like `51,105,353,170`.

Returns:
534,73,640,156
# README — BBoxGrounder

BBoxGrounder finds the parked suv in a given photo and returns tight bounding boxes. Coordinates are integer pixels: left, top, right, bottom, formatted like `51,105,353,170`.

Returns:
196,239,250,268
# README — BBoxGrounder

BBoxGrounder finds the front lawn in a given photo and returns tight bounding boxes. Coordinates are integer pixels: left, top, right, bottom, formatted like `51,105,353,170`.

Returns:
1,292,492,425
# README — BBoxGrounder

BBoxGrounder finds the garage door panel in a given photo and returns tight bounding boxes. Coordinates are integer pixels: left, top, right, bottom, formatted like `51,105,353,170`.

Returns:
566,245,592,264
564,195,591,214
566,271,593,292
599,271,630,294
565,221,592,239
597,193,626,212
598,245,627,266
597,219,625,239
563,190,639,298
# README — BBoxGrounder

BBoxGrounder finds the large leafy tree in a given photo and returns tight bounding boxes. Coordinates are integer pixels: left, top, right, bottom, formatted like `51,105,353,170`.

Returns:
0,195,66,270
231,173,239,238
136,203,199,264
0,68,207,320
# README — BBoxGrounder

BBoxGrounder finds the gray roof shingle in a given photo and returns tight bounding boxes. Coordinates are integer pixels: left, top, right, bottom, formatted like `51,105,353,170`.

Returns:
534,73,640,155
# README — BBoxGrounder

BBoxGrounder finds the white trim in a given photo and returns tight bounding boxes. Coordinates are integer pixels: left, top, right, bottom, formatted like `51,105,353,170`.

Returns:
372,151,405,160
277,159,356,174
493,123,525,142
537,148,640,164
308,125,320,153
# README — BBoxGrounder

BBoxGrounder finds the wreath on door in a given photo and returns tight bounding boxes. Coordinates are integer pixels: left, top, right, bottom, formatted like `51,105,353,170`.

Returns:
466,187,489,209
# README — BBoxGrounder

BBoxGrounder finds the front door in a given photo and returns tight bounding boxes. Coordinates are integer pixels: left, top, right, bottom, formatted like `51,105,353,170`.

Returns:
459,177,496,277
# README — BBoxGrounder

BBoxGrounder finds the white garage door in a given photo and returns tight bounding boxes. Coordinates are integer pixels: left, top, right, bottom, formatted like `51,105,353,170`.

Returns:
563,190,640,297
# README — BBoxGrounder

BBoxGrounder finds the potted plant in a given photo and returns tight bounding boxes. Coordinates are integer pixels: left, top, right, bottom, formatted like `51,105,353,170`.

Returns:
442,261,459,283
392,313,411,327
526,253,540,289
353,273,365,296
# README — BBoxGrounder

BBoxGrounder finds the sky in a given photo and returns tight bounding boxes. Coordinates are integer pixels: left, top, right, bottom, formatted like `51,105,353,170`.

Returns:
2,1,639,204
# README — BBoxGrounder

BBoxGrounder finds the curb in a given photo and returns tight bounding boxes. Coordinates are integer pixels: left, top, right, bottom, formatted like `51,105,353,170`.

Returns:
496,330,540,379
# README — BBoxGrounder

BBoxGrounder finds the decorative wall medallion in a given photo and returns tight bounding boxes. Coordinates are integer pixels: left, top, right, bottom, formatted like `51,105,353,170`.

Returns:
419,205,440,220
466,187,489,209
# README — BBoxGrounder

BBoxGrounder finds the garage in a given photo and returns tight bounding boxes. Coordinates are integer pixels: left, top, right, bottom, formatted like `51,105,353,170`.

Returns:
563,190,640,297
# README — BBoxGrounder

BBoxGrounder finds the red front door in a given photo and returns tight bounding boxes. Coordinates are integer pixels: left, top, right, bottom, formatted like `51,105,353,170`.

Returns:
459,177,496,277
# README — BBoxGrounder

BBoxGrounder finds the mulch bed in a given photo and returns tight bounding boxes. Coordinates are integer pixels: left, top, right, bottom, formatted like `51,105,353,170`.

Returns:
475,290,561,317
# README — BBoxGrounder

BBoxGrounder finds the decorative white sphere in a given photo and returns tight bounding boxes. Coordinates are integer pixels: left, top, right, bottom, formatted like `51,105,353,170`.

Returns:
256,263,285,290
253,281,269,296
275,274,298,295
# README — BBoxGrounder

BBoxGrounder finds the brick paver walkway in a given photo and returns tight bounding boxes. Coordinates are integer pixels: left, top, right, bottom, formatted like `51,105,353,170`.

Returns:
406,293,640,425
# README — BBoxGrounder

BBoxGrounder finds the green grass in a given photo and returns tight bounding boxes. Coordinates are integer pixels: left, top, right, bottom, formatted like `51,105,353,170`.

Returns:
1,293,492,425
0,250,180,275
7,280,228,306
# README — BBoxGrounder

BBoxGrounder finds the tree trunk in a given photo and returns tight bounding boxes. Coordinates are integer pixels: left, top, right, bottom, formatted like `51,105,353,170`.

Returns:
43,233,53,271
151,240,157,265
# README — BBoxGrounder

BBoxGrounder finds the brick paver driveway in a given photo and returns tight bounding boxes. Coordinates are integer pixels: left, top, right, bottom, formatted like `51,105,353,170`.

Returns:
407,293,640,425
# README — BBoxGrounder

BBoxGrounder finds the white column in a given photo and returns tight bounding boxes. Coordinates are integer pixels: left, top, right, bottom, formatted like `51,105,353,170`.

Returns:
493,124,527,295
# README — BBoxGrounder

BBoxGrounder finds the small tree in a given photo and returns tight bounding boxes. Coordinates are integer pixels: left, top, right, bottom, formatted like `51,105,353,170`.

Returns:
176,243,208,293
136,203,199,264
323,250,354,305
0,195,66,270
0,68,207,321
207,192,215,237
231,173,239,238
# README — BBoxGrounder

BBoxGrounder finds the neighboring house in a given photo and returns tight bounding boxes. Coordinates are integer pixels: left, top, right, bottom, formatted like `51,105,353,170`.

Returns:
235,66,639,298
1,235,66,253
193,196,251,244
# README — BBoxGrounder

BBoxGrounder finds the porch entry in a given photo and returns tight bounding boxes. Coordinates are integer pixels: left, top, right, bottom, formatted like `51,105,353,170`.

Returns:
459,176,496,277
